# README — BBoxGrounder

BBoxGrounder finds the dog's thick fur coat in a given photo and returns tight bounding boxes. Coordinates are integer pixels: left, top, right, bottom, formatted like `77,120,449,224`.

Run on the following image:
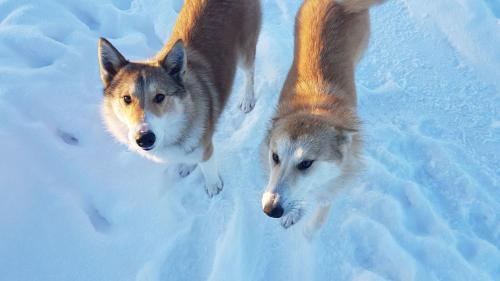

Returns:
99,0,261,197
261,0,384,233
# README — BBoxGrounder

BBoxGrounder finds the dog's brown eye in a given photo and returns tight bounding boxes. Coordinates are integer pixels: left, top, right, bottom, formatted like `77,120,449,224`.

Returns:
153,94,165,104
272,153,280,165
123,95,132,105
297,160,314,171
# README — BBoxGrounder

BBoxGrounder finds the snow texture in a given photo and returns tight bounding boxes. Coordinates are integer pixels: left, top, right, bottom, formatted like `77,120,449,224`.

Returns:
0,0,499,280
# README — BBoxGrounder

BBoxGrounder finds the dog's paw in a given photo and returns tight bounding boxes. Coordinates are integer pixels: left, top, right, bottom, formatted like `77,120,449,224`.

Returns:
238,96,256,114
204,176,224,198
303,223,318,241
280,208,302,229
177,164,197,178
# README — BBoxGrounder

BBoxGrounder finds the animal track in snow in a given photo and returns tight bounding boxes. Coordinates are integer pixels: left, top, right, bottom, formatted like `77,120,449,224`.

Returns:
56,129,79,146
68,6,100,31
111,0,132,11
85,205,111,233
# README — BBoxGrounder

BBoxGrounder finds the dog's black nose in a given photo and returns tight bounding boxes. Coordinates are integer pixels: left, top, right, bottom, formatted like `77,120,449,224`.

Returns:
263,204,284,218
136,131,156,150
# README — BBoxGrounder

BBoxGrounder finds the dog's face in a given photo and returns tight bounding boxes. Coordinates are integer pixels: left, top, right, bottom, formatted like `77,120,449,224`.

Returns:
261,115,355,219
98,38,190,159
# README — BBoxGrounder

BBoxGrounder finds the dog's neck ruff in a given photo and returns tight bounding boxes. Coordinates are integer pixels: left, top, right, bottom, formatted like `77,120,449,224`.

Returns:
160,49,214,156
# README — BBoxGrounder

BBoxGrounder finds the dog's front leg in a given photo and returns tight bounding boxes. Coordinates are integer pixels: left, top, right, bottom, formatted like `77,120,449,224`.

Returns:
238,60,256,113
199,144,223,198
303,204,331,240
199,156,223,197
176,163,197,178
302,182,339,238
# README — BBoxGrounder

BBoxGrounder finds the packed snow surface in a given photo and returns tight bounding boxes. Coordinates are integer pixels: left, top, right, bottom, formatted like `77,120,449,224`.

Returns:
0,0,499,280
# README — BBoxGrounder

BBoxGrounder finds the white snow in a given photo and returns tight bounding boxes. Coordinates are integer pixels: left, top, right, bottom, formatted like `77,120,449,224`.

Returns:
0,0,499,280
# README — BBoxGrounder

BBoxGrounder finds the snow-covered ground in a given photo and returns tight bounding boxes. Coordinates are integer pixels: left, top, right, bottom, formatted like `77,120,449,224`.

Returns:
0,0,499,280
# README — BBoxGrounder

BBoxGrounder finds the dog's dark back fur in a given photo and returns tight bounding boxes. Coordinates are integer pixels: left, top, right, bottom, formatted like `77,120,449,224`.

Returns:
278,0,370,115
158,0,261,110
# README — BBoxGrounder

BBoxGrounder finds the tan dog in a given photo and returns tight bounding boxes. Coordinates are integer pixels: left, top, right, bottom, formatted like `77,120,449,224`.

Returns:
261,0,384,232
99,0,261,197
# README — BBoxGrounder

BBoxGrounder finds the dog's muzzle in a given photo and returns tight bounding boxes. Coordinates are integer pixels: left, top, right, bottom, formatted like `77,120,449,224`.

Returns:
136,131,156,150
262,192,284,218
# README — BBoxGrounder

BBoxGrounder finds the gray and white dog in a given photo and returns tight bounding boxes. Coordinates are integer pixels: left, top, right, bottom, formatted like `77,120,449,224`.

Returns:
261,0,384,233
99,0,261,197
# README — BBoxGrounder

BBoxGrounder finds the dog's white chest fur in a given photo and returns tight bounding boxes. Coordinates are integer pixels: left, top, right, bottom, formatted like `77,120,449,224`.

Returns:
153,143,205,164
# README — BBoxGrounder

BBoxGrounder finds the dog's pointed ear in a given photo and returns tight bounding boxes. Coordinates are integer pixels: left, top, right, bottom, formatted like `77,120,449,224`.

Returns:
329,126,357,159
161,40,187,79
334,127,357,146
98,37,128,87
337,128,358,145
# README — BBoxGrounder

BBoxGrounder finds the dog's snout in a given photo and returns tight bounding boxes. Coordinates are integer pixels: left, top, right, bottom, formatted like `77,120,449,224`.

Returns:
263,203,284,218
262,192,284,218
136,131,156,150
